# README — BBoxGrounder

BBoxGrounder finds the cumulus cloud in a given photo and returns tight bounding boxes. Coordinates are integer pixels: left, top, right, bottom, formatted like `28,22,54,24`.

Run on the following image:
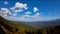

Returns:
16,18,25,20
9,2,28,17
10,2,28,10
4,1,9,4
25,11,31,15
14,9,24,12
21,15,30,18
24,15,30,18
10,17,26,21
15,2,28,9
10,7,15,10
0,8,14,18
3,15,8,17
34,7,39,12
12,13,17,17
10,9,23,17
36,13,40,15
0,8,10,16
0,2,28,18
31,13,40,18
0,2,42,22
10,9,24,17
9,2,29,17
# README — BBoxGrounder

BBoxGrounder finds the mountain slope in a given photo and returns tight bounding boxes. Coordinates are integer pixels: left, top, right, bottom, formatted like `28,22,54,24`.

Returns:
0,16,37,34
0,16,60,34
20,19,60,29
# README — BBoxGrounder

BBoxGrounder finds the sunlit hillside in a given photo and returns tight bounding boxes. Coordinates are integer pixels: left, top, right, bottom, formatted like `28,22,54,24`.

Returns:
0,16,37,34
0,16,60,34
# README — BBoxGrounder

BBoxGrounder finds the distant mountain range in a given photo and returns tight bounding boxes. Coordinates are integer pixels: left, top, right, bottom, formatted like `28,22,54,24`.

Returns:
31,19,60,28
0,16,60,29
0,16,60,34
14,19,60,29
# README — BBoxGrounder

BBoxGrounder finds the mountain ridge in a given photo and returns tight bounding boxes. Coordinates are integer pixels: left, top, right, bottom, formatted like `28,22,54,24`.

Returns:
13,19,60,29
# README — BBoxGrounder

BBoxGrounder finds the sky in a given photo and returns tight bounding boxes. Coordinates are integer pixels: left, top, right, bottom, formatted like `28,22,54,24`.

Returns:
0,0,60,22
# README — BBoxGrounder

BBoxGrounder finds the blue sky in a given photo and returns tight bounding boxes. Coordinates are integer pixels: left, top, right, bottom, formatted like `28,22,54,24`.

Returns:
0,0,60,22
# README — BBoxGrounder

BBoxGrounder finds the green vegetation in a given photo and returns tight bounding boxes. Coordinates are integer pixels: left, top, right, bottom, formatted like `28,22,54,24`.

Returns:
0,16,60,34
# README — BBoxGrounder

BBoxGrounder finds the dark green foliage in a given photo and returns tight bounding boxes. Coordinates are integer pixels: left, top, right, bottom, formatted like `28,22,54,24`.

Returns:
32,25,59,34
25,30,34,34
0,26,6,34
0,16,60,34
36,30,42,34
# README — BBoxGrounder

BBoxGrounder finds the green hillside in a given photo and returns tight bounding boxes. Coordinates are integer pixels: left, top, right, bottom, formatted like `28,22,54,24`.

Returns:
0,16,37,34
0,16,60,34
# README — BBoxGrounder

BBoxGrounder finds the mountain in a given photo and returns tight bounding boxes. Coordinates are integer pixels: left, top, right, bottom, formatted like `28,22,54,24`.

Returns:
17,19,60,29
0,16,60,34
0,16,37,34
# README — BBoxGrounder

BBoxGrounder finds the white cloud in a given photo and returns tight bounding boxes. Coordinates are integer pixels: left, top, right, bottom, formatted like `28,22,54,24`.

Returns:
7,16,25,21
11,9,24,17
4,1,9,4
0,2,29,19
1,2,55,22
34,7,39,12
12,13,17,17
15,2,28,9
31,13,40,18
14,9,24,12
25,11,31,15
17,18,25,20
9,2,29,17
36,13,40,15
0,8,10,16
24,15,30,18
10,2,28,14
0,8,13,18
21,15,30,18
10,2,28,16
10,7,15,10
3,15,8,17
